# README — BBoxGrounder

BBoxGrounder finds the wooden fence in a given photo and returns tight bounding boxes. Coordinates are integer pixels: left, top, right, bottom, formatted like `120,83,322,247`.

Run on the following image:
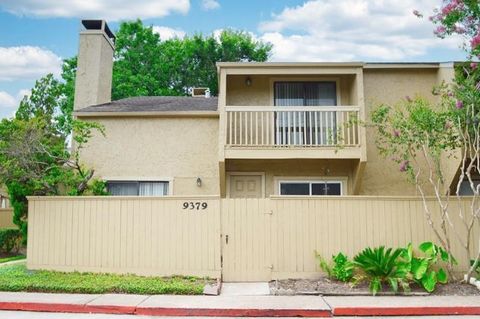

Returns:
27,196,221,277
27,196,479,281
221,197,478,281
0,208,15,228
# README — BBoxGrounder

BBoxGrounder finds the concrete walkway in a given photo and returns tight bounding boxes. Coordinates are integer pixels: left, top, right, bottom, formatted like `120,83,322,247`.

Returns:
220,283,270,296
0,291,479,317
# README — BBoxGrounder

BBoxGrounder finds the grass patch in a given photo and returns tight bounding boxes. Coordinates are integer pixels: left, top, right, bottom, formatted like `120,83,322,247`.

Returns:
0,255,25,264
0,265,212,294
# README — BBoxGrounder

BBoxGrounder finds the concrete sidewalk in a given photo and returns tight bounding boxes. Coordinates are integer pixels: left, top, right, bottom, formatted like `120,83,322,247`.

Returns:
0,291,479,317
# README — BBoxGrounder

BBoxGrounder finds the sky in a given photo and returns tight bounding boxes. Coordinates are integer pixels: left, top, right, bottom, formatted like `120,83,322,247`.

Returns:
0,0,468,119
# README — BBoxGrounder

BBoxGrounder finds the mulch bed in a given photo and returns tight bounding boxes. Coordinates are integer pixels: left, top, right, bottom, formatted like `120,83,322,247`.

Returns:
269,276,480,296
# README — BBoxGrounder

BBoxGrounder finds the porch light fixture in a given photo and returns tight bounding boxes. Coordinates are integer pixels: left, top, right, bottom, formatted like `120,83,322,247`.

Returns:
196,177,202,187
245,76,252,87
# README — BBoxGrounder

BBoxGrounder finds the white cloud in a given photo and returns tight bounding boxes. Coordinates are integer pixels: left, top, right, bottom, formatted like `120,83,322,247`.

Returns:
201,0,220,11
0,0,190,20
258,0,463,61
16,89,31,101
0,91,17,109
0,46,62,81
0,89,31,119
152,26,186,40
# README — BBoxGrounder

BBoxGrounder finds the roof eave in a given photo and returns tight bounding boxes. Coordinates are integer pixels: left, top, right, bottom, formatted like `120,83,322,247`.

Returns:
74,110,219,118
216,62,365,68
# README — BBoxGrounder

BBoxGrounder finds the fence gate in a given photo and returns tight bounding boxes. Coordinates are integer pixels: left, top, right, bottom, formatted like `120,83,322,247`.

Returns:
221,199,273,282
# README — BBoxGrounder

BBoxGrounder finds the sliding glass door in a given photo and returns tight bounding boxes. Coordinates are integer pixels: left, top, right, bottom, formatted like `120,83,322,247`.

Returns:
274,82,337,145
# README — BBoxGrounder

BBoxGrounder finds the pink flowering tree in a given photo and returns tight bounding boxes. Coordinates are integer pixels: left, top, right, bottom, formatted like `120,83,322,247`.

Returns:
370,1,480,281
429,0,480,57
371,95,462,278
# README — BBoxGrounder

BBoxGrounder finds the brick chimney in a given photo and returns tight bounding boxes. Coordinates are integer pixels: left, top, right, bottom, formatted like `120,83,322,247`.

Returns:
73,20,115,111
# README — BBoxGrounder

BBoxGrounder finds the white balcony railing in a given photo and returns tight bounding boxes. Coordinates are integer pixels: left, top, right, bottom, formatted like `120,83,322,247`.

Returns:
225,106,360,147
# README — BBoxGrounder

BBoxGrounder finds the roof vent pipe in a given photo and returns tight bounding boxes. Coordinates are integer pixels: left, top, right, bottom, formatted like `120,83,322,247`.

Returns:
191,87,210,97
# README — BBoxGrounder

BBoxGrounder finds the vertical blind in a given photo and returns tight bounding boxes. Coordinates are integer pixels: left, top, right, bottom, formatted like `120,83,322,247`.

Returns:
274,82,337,106
274,82,337,145
107,181,169,196
139,182,169,196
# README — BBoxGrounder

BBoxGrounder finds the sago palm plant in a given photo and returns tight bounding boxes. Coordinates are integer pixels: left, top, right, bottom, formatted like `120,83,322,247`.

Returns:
353,246,410,295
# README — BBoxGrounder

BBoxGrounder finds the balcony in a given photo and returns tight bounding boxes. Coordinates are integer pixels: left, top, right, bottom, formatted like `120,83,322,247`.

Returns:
223,106,364,160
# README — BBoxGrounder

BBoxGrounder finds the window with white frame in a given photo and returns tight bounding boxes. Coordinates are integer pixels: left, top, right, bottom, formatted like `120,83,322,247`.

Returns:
279,180,342,196
106,181,169,196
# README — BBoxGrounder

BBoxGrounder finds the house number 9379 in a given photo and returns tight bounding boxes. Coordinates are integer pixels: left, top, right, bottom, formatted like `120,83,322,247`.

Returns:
182,202,208,210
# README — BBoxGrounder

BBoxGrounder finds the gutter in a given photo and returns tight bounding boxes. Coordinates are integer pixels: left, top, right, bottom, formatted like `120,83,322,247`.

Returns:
74,111,220,118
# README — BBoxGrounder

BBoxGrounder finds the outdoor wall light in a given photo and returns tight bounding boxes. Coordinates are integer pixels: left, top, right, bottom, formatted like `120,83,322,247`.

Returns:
245,76,252,87
196,177,202,187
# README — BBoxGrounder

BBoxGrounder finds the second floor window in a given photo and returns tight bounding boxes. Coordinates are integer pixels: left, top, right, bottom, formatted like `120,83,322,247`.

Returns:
274,82,337,145
274,81,337,107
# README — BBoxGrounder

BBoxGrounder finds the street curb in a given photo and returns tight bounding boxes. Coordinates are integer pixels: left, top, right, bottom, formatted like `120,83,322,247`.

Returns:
0,302,331,317
0,259,26,268
135,308,331,317
1,301,480,317
333,306,480,316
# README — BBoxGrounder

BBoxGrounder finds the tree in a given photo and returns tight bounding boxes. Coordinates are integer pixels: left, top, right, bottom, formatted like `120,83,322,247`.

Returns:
0,74,104,240
370,94,466,279
60,20,272,126
429,0,480,282
59,20,271,122
1,20,271,240
369,1,480,281
112,20,271,99
429,0,480,58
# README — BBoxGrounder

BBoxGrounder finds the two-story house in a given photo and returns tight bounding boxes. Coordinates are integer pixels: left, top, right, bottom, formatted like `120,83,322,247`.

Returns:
26,20,478,281
74,20,458,198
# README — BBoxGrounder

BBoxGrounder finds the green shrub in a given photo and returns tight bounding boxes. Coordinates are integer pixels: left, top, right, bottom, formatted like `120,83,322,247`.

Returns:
332,253,354,282
0,229,21,254
471,259,480,279
353,246,410,295
89,179,109,196
316,252,354,282
320,242,455,295
401,242,453,293
0,265,210,295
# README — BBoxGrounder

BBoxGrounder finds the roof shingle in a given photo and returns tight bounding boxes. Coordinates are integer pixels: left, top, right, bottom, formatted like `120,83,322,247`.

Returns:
77,96,218,113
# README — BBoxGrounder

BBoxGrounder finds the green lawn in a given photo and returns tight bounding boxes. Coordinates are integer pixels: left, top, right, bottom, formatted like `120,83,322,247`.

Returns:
0,255,26,264
0,265,212,294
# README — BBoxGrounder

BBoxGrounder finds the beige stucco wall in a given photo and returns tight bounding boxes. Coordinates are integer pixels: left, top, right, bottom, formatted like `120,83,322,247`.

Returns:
224,69,446,196
74,31,114,111
226,74,356,106
361,68,448,195
78,66,459,197
226,159,357,196
80,116,220,195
